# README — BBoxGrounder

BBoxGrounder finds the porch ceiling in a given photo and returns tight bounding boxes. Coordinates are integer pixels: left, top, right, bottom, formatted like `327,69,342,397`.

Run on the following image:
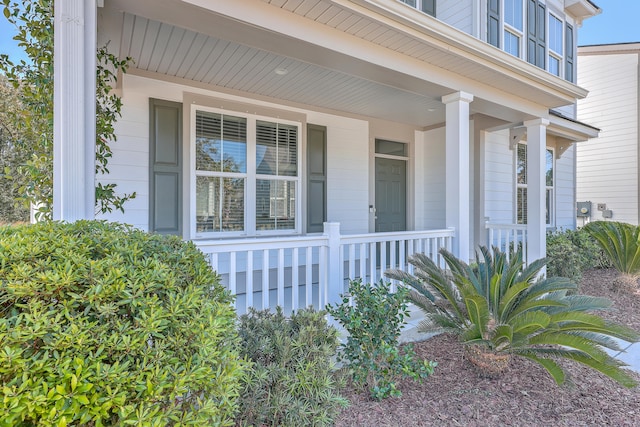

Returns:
118,13,446,126
102,0,588,127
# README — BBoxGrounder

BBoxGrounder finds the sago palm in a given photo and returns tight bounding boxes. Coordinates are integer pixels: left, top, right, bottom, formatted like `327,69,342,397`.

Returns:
584,221,640,291
385,246,639,387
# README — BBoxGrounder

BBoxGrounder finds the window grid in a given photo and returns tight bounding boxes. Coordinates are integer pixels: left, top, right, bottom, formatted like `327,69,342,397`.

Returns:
193,107,301,237
516,142,554,226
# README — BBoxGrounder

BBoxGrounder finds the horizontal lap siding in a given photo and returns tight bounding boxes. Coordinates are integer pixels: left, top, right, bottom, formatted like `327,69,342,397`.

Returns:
577,53,639,224
484,130,514,224
421,127,446,229
554,143,575,230
437,0,474,35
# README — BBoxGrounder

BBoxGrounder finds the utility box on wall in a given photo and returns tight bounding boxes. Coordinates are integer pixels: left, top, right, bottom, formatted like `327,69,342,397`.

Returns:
577,201,591,217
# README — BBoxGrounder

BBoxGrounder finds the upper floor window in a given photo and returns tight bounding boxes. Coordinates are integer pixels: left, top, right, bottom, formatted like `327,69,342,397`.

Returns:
399,0,436,17
487,0,575,82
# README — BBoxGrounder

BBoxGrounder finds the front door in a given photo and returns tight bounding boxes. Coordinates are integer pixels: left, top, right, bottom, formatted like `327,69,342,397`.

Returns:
375,157,407,232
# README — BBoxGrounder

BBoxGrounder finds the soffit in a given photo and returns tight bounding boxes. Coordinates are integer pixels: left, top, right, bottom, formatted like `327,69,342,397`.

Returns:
106,0,587,126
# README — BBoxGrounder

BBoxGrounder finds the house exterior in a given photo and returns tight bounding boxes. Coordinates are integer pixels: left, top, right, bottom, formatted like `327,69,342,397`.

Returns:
53,0,599,313
577,42,640,226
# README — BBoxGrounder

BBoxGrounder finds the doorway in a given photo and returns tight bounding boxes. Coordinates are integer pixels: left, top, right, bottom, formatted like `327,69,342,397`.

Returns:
374,140,407,232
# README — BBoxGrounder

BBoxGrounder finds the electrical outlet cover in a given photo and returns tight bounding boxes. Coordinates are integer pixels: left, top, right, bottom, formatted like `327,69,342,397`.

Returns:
597,203,606,211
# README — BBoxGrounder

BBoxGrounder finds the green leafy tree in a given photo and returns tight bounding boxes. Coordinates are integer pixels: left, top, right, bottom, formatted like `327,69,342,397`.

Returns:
386,247,639,387
0,0,135,220
0,75,30,223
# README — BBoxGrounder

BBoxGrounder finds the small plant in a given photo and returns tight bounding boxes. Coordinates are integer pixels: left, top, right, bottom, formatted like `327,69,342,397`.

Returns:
0,221,245,425
236,307,347,427
386,247,639,387
327,280,436,400
584,221,640,290
546,229,584,281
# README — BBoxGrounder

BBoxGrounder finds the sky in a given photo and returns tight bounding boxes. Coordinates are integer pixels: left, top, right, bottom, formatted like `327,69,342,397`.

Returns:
0,1,639,64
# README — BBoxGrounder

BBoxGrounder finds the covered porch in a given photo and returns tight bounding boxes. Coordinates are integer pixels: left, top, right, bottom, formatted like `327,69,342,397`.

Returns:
54,0,595,311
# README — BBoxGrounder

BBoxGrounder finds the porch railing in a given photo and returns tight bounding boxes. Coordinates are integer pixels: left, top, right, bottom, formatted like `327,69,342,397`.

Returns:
195,223,454,315
485,222,527,261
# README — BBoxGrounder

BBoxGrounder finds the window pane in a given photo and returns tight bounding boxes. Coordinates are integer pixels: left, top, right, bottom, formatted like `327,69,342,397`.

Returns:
400,0,416,7
256,121,298,177
256,179,296,230
196,111,247,173
549,15,563,54
517,187,527,224
546,149,553,186
517,143,527,184
504,31,520,57
505,0,523,31
196,176,245,232
375,139,407,156
549,56,560,76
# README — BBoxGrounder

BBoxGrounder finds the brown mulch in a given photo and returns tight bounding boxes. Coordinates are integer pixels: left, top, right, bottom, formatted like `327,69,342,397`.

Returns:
334,269,640,427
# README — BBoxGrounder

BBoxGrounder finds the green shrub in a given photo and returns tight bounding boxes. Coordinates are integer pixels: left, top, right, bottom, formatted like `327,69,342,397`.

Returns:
546,228,611,280
0,220,245,426
386,247,639,387
236,307,347,427
546,230,583,281
327,280,436,400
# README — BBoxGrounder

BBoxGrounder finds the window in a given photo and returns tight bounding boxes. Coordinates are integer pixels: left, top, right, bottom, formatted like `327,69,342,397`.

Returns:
488,1,574,80
504,0,523,56
548,14,563,76
399,0,436,16
193,108,300,236
516,142,554,225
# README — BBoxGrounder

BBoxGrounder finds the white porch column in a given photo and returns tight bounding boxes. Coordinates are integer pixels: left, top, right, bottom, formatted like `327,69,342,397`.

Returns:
524,118,550,265
443,91,474,261
53,0,97,220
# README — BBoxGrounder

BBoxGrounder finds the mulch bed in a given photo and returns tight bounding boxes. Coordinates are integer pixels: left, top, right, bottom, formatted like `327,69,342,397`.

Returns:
333,269,640,427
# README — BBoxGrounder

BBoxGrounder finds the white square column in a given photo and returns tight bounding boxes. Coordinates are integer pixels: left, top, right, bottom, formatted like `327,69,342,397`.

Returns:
524,118,550,265
53,0,97,220
443,91,474,261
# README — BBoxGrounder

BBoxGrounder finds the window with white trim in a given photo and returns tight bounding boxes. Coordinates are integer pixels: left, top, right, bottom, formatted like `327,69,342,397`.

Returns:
516,142,554,225
504,0,523,57
487,1,574,81
548,13,563,76
193,107,300,236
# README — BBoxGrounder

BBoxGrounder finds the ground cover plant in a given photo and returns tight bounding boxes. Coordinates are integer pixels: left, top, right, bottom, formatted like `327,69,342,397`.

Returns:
236,307,347,427
327,279,436,400
0,221,244,426
386,247,639,387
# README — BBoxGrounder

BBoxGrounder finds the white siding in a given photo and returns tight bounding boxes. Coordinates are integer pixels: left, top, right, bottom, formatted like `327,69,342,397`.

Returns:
577,52,639,225
554,142,576,230
420,127,446,229
438,0,474,35
484,130,514,224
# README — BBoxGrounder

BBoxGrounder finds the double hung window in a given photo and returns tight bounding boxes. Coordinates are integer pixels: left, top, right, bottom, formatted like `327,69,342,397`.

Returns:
193,108,300,236
516,143,554,226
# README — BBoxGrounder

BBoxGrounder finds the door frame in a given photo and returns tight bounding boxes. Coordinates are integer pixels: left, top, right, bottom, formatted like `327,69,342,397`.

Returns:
371,138,410,233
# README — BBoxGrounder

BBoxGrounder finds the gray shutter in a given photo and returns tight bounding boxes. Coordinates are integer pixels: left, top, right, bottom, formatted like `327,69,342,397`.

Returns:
527,0,546,69
421,0,436,17
488,0,500,48
149,99,182,235
307,124,327,233
565,24,574,82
